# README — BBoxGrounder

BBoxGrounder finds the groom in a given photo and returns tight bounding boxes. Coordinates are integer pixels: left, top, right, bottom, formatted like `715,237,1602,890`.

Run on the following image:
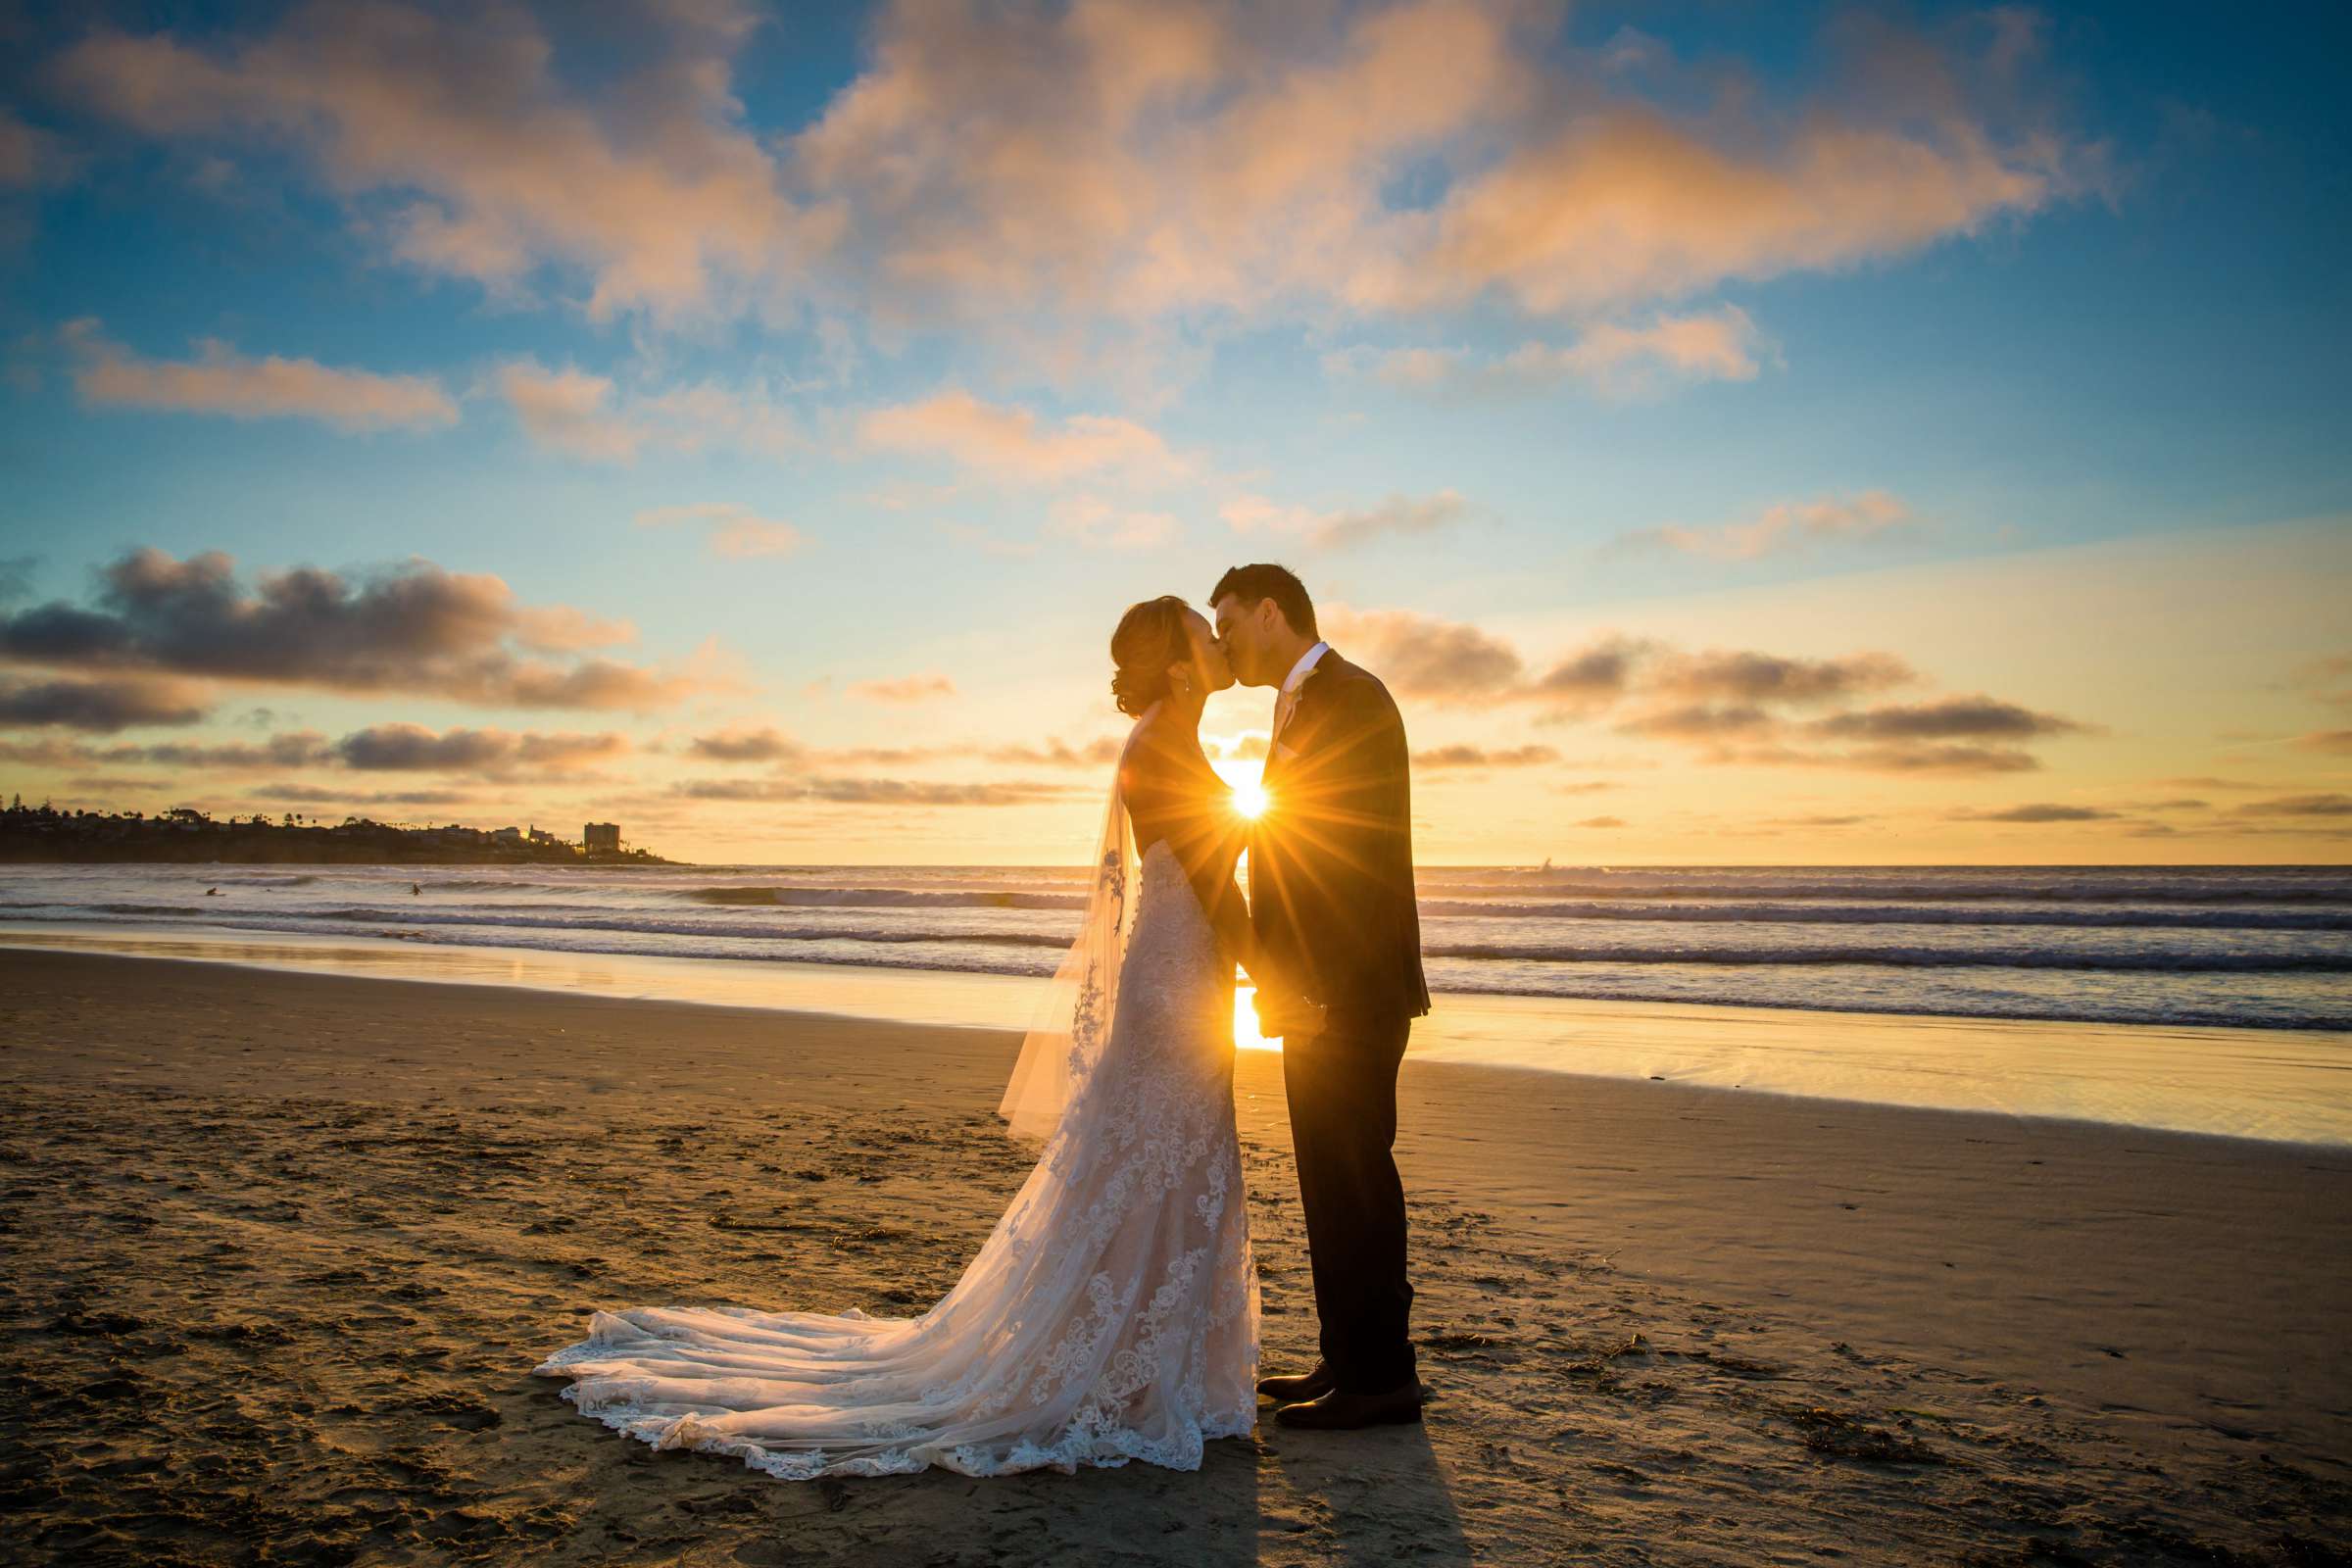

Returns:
1209,564,1431,1431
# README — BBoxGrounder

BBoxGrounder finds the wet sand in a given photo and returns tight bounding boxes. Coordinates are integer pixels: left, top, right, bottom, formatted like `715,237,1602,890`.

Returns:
2,950,2347,1565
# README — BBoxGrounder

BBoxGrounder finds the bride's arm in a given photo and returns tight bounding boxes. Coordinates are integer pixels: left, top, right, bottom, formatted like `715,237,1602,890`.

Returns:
1131,724,1257,971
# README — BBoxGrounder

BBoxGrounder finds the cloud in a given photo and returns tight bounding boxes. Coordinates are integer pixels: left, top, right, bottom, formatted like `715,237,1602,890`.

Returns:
1412,743,1559,769
1617,491,1916,562
1,108,70,192
500,367,804,463
1331,307,1767,397
1807,696,2089,741
1320,601,2087,774
1222,490,1471,552
0,547,699,710
937,522,1041,560
1318,607,1526,704
2286,653,2352,707
332,723,628,774
58,2,2087,370
1702,740,2041,774
2157,775,2272,791
674,776,1074,807
858,391,1179,483
984,737,1124,768
1836,744,2041,774
2230,793,2352,818
1648,649,1914,706
254,783,475,808
0,673,211,731
103,732,333,769
57,2,818,321
2292,729,2352,756
1616,703,1778,742
635,503,808,560
62,319,458,432
847,673,956,705
1574,815,1627,829
1528,638,1651,710
66,774,170,794
1949,803,2119,822
1044,496,1179,552
800,1,2082,344
499,363,645,461
688,726,803,764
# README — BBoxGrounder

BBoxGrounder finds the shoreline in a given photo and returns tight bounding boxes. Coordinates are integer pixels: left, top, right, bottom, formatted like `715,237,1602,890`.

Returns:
3,948,2345,1564
5,920,2347,1145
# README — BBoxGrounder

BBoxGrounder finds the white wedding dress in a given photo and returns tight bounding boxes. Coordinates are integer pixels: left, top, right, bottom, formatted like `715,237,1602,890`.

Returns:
533,723,1259,1478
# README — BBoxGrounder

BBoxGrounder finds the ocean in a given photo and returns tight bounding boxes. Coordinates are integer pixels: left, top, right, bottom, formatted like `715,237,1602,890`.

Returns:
4,860,2347,1033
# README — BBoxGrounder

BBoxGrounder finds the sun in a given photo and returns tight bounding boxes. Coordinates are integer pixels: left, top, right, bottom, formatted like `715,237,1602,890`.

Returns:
1211,757,1269,819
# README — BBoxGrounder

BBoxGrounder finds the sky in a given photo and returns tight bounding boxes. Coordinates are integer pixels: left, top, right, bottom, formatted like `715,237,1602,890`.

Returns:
0,0,2346,866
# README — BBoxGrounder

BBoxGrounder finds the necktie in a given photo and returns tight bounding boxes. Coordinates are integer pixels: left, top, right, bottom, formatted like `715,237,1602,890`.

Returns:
1273,685,1298,742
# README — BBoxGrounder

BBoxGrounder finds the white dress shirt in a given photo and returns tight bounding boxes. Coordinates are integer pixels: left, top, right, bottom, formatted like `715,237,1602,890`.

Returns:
1272,640,1330,741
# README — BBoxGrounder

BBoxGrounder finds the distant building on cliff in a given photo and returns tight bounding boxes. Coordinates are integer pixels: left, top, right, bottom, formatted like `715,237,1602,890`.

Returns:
583,821,620,853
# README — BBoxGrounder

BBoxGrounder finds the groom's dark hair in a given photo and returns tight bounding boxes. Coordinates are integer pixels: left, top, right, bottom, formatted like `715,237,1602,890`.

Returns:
1209,563,1317,640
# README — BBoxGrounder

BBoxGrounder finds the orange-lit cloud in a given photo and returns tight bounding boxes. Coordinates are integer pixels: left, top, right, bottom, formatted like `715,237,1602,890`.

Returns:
1044,496,1180,552
63,319,457,431
1222,491,1471,552
500,366,801,464
803,0,2082,343
1330,308,1767,397
687,726,804,764
1412,743,1560,769
674,776,1074,807
1618,491,1917,562
57,2,818,321
1318,606,1530,703
59,1,2086,366
499,363,644,461
847,673,956,705
859,391,1179,483
635,503,808,560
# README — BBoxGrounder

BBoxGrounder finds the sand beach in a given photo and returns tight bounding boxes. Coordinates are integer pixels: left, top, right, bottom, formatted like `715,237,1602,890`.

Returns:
3,949,2347,1565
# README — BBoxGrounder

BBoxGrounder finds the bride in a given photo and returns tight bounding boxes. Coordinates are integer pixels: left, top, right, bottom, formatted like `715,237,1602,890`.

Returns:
533,595,1264,1478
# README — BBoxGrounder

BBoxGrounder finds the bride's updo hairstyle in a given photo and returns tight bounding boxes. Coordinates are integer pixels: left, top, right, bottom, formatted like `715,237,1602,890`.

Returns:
1110,595,1192,716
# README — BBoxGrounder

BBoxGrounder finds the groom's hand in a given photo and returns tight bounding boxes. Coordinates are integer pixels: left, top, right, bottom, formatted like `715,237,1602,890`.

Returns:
1254,991,1327,1042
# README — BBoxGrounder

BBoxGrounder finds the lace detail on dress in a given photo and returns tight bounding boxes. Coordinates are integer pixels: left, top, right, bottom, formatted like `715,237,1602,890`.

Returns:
533,839,1261,1479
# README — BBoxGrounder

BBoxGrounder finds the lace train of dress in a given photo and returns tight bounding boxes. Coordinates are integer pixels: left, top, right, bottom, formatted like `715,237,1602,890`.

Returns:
531,841,1259,1478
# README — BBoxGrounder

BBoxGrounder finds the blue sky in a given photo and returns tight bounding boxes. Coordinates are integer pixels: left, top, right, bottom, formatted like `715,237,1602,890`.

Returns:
0,0,2345,862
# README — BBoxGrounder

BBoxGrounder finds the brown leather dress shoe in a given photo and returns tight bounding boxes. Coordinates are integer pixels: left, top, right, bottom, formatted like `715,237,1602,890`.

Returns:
1255,1361,1337,1403
1271,1379,1425,1430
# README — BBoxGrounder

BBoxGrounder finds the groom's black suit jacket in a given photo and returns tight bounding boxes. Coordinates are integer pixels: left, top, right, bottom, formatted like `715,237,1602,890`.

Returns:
1250,649,1431,1022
